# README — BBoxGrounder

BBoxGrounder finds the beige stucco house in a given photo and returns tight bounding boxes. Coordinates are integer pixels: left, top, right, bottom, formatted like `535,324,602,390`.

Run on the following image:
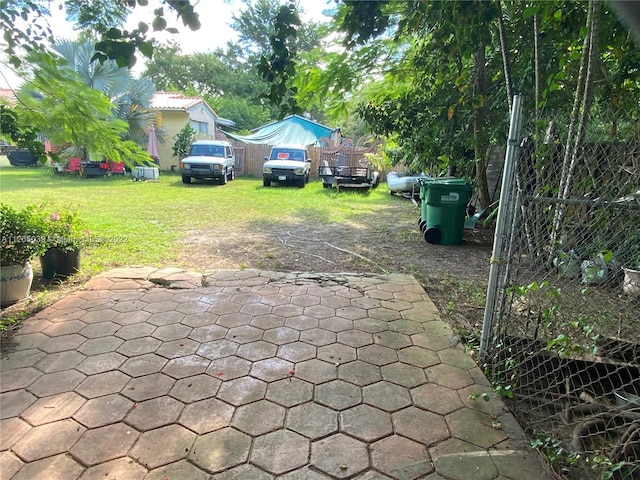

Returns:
150,91,235,170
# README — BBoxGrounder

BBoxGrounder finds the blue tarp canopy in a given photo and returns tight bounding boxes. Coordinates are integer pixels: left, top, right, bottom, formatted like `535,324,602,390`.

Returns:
224,115,333,146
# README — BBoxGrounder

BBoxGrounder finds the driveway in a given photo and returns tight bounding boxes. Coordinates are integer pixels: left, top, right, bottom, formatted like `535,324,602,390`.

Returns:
0,267,554,479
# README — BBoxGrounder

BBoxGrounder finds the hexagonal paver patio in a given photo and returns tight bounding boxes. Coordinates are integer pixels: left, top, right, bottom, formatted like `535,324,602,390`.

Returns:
0,267,554,480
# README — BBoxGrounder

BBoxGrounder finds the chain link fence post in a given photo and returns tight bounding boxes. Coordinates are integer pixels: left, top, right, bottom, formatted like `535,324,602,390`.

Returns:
480,94,640,478
480,94,524,360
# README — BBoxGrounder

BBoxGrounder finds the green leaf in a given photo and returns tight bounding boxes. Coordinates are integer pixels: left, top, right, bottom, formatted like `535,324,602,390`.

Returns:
105,28,122,40
152,16,167,32
138,41,153,58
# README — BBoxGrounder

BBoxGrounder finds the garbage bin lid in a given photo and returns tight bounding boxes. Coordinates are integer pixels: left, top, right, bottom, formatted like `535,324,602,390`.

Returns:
426,181,473,192
418,177,471,186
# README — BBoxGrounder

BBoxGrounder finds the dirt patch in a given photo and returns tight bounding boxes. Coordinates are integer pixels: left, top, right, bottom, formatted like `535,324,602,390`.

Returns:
1,195,494,337
176,196,494,334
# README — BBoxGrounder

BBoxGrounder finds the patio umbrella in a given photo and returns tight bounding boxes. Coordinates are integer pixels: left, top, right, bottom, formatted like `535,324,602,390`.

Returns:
147,125,159,163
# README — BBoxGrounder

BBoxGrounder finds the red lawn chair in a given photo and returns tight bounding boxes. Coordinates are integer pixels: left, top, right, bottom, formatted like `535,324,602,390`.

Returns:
109,161,125,175
63,157,82,175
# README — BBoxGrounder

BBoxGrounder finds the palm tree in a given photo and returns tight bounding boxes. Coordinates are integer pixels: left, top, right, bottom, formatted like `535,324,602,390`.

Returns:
53,39,159,145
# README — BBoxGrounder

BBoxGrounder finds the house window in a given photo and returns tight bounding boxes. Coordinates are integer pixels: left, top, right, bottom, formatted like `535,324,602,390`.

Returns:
190,120,209,135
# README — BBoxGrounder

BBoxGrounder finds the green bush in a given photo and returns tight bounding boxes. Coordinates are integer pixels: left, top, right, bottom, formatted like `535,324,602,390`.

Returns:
0,204,47,266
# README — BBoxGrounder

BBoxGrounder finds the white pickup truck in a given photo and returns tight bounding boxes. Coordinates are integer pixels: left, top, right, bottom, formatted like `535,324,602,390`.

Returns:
262,144,311,188
180,140,236,185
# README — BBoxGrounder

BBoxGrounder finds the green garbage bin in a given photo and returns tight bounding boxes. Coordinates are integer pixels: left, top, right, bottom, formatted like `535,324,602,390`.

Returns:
418,178,473,245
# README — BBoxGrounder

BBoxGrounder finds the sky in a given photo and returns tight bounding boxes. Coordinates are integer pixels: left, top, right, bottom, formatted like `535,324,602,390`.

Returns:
0,0,335,89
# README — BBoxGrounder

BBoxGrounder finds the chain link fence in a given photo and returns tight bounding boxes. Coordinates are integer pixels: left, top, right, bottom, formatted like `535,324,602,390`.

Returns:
481,96,640,479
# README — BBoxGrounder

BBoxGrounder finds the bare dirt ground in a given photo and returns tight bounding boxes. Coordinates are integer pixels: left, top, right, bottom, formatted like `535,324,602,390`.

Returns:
1,194,494,339
176,196,495,336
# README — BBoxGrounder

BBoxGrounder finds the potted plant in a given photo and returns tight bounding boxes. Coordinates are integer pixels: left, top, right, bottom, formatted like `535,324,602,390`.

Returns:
622,253,640,297
0,204,46,305
36,206,86,280
580,249,622,286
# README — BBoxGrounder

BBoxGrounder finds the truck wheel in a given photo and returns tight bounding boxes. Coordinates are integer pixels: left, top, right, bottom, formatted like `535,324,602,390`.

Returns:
229,168,235,181
182,175,191,184
297,179,305,188
221,171,228,184
263,179,271,187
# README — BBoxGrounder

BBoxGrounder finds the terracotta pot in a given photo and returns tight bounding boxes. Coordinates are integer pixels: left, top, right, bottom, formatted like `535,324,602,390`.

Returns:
40,248,80,279
0,263,34,306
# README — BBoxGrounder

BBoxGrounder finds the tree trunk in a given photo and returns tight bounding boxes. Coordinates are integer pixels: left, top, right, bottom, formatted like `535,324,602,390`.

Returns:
534,12,541,123
549,0,601,256
497,0,513,112
564,0,601,191
474,43,491,208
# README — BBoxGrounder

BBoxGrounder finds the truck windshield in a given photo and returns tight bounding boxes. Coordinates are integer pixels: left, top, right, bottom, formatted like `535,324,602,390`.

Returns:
191,145,225,157
270,148,305,162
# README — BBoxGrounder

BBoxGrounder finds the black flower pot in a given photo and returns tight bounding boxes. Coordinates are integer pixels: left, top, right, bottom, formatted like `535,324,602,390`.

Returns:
40,248,81,279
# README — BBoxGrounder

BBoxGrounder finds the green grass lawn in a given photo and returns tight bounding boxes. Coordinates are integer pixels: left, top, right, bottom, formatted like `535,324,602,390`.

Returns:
1,166,403,329
0,166,396,277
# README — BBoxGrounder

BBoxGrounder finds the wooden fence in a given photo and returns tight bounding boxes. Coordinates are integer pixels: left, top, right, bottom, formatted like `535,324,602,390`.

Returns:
227,138,386,179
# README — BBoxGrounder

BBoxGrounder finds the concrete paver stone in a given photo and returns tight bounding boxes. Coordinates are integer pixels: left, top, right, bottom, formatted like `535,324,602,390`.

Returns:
251,429,309,475
311,433,369,478
73,393,133,428
12,418,85,462
265,377,314,407
0,268,552,480
144,460,208,480
189,427,250,474
76,457,147,480
70,423,139,466
340,404,393,442
0,417,31,451
178,397,234,434
286,401,338,439
129,424,195,470
20,391,86,426
168,373,221,403
34,350,85,373
10,454,83,480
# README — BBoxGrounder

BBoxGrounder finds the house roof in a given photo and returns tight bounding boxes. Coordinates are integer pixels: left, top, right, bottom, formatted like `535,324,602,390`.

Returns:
151,91,204,110
225,115,334,146
150,91,236,127
0,88,18,105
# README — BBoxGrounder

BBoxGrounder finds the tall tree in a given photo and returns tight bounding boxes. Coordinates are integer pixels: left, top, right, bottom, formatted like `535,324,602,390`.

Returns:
142,43,273,131
549,0,603,254
1,0,201,68
53,39,158,144
14,50,149,164
232,0,322,64
143,1,326,127
331,1,502,207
